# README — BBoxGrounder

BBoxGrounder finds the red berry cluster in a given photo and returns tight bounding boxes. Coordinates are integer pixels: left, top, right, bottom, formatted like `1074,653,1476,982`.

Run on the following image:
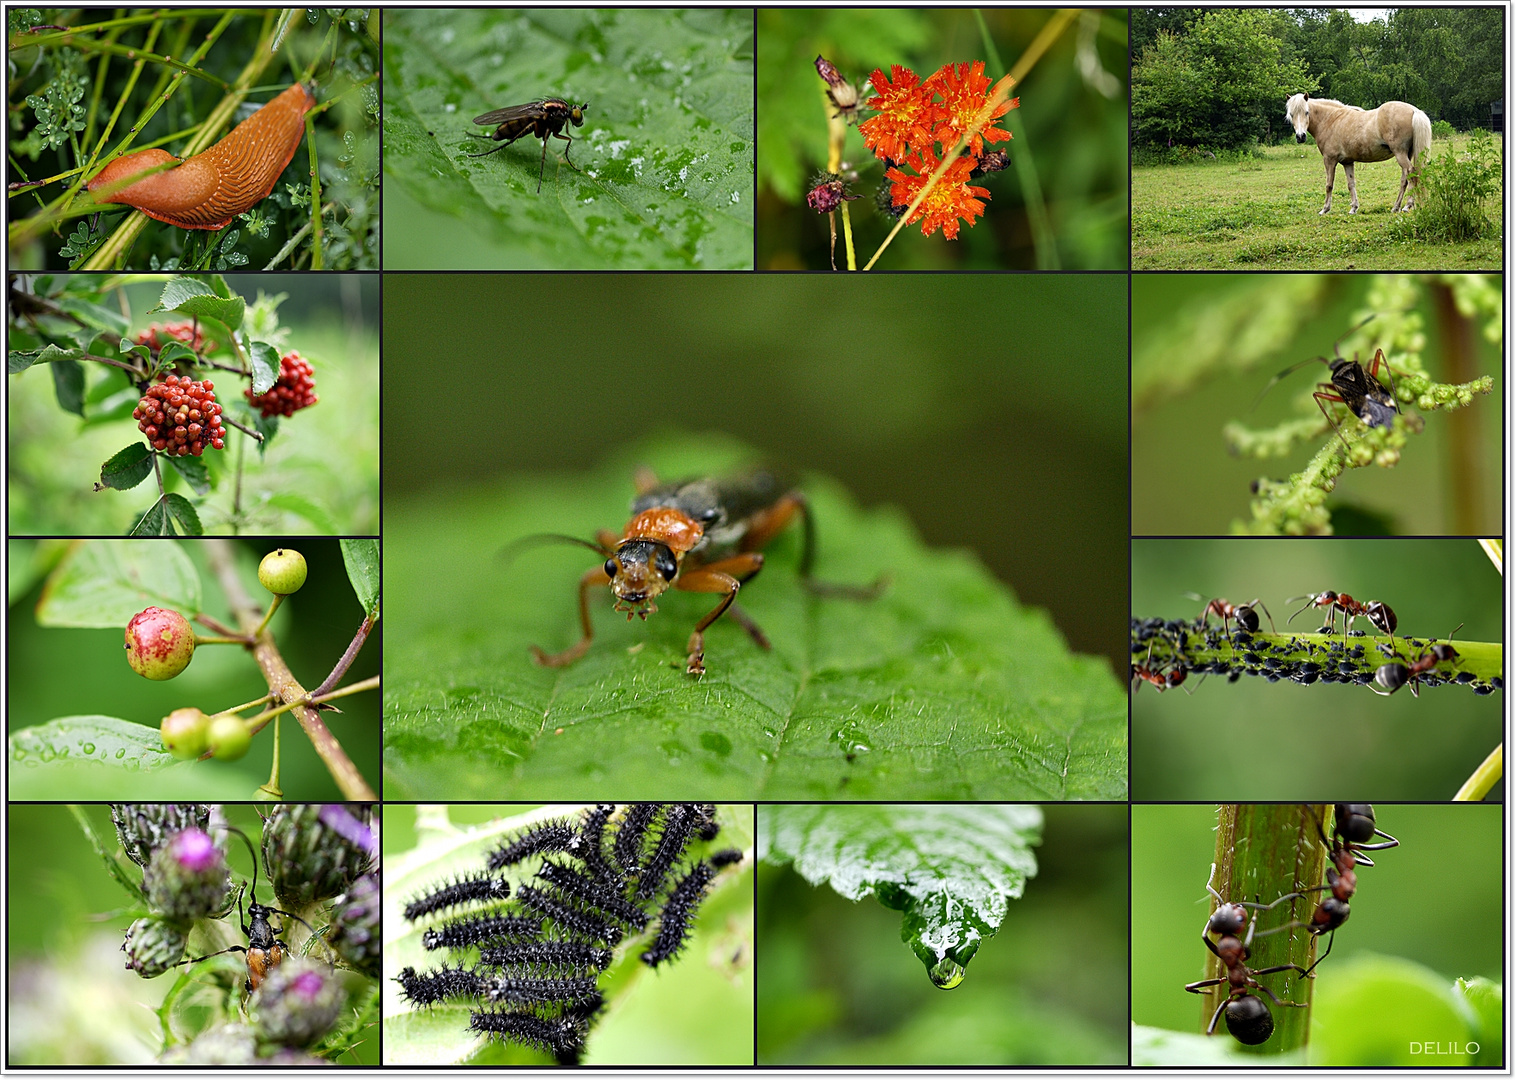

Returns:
133,375,226,456
245,351,318,418
133,321,206,353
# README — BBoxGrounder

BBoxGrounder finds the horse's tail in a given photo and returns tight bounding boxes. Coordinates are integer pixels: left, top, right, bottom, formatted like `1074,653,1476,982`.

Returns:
1411,107,1433,167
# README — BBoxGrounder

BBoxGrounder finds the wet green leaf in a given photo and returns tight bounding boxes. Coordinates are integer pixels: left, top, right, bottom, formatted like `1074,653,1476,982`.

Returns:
383,8,753,269
759,804,1040,984
383,438,1126,801
36,538,201,626
341,539,381,618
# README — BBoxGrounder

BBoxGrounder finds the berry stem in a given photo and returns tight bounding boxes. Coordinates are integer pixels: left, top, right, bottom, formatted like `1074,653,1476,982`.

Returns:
193,633,251,646
222,414,264,442
310,613,377,699
194,612,243,638
203,539,376,801
253,593,285,638
222,692,276,715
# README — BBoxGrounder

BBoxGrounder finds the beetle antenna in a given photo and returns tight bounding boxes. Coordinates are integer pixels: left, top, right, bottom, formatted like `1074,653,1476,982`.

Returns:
500,533,611,564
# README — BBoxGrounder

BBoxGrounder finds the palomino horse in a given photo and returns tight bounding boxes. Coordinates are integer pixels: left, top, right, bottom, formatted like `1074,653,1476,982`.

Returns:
1285,93,1432,214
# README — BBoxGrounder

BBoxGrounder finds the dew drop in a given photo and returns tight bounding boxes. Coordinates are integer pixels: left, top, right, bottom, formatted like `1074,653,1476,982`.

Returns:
81,742,96,755
928,958,965,989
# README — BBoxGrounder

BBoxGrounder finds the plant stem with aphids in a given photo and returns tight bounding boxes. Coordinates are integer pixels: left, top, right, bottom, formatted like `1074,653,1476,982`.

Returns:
1202,804,1329,1055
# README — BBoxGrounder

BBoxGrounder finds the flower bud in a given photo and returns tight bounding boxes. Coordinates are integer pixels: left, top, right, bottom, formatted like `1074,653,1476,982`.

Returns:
111,804,210,867
262,804,376,906
122,916,189,977
328,872,381,977
142,828,230,924
251,960,346,1047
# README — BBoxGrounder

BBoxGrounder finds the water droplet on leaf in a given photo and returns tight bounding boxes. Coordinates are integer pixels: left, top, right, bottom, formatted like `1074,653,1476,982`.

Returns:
928,957,965,989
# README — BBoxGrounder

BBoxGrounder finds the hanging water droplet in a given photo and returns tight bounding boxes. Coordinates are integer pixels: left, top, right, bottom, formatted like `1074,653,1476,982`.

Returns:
928,957,965,989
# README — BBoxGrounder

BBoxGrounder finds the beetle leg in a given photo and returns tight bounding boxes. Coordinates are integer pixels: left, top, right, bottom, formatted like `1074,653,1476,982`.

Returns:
676,554,764,676
766,491,888,599
726,601,772,651
531,565,611,668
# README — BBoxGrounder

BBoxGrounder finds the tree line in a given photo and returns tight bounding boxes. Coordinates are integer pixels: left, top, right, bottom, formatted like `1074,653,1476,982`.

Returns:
1131,8,1505,150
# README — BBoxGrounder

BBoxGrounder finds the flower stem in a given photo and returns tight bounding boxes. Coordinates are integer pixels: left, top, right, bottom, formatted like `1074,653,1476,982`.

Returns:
1453,743,1502,801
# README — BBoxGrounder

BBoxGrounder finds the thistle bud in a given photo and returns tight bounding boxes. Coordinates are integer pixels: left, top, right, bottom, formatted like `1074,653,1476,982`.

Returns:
142,828,230,924
111,804,211,867
262,804,376,906
328,872,381,977
122,916,189,978
252,960,346,1047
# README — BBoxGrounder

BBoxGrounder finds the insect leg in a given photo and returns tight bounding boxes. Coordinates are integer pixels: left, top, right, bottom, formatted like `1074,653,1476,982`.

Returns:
675,556,763,676
536,131,550,193
749,492,886,599
531,565,612,668
1312,389,1353,452
724,602,772,651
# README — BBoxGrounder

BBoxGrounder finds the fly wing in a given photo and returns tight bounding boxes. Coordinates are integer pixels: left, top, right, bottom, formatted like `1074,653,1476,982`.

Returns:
473,102,546,126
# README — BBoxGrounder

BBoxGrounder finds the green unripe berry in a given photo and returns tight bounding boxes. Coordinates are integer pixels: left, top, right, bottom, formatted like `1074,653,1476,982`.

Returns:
125,607,195,680
206,713,251,761
160,708,211,760
258,548,308,596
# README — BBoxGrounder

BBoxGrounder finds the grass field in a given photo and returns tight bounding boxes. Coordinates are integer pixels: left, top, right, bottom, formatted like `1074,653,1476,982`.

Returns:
1132,134,1503,269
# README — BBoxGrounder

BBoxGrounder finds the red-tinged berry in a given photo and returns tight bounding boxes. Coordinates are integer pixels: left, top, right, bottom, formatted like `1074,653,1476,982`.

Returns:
135,375,226,457
125,607,195,680
206,714,251,761
245,351,318,418
161,707,211,759
134,320,206,353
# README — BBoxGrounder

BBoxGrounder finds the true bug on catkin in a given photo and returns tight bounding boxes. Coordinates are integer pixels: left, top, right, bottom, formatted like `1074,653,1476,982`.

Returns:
1253,315,1401,452
509,469,886,677
467,99,588,193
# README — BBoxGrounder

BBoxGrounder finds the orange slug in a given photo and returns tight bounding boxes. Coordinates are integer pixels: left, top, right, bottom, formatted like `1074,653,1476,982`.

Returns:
87,83,315,230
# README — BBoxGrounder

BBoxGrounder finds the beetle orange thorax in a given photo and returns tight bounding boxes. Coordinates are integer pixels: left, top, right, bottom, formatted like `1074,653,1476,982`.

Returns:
607,508,704,616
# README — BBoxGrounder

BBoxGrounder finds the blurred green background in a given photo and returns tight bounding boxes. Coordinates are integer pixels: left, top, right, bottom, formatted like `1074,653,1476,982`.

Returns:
382,803,754,1066
1131,538,1503,800
1132,804,1502,1054
756,8,1129,269
1131,273,1502,535
757,803,1128,1065
7,538,381,800
7,803,380,1066
8,274,380,536
383,273,1128,674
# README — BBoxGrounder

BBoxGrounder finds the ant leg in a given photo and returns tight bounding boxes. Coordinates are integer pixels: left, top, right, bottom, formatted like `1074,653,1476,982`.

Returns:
1251,600,1277,634
531,566,612,668
1205,996,1233,1035
725,602,772,651
676,555,763,676
1184,976,1227,995
1301,929,1336,977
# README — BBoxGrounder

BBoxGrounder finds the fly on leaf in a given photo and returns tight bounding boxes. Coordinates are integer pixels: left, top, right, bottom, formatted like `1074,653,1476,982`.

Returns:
468,99,589,193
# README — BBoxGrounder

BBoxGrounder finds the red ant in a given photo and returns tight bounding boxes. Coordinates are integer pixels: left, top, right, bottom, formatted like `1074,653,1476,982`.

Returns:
1130,640,1193,694
1286,590,1396,641
1184,865,1308,1045
1254,314,1400,452
1373,624,1462,697
1191,594,1275,638
1277,804,1399,977
513,469,885,677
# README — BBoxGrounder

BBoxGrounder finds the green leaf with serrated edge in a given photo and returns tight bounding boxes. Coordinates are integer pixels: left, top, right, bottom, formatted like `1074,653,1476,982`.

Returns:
67,804,145,900
56,294,130,336
247,339,279,395
128,498,171,536
9,342,84,372
383,437,1127,800
384,8,754,270
165,453,211,495
51,357,84,415
340,539,381,619
8,715,178,772
264,491,335,532
37,538,200,626
149,276,245,331
99,442,154,490
164,493,203,536
383,803,754,1066
759,804,1040,983
156,340,199,369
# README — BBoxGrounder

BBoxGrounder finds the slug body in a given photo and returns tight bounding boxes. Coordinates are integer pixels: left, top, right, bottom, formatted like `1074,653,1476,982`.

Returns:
87,83,315,230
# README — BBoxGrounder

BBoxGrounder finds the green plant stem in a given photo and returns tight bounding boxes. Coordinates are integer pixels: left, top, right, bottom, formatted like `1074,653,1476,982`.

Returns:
193,633,250,646
1430,281,1483,533
840,201,856,270
223,692,275,715
1478,538,1502,573
1204,804,1327,1054
1453,743,1502,801
243,675,381,737
193,611,242,637
1134,625,1504,692
253,593,284,638
305,111,325,270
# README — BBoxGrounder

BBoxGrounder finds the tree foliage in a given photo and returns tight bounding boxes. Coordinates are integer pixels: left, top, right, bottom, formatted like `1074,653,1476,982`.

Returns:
1131,7,1504,149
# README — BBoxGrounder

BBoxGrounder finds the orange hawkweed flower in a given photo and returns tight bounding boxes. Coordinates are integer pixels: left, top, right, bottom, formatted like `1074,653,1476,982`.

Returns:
929,61,1017,158
858,65,940,165
884,150,990,240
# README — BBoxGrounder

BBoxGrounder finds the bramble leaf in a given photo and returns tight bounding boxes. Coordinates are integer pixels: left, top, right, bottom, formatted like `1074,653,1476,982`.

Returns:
37,538,201,626
98,442,154,491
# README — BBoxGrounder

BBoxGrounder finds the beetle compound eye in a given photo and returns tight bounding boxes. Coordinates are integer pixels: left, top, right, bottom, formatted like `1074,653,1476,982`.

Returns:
603,558,618,579
654,549,678,582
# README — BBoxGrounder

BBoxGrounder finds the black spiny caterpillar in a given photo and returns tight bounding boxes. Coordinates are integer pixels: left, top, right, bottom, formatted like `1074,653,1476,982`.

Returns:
397,804,742,1066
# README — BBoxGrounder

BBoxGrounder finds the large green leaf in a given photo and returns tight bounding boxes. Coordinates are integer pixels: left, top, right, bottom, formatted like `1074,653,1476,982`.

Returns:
383,437,1126,800
383,804,754,1065
383,8,753,269
759,804,1041,985
35,539,201,626
8,715,180,775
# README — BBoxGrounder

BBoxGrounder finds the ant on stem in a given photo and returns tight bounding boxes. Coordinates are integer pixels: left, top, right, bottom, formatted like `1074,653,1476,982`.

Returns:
1184,865,1309,1045
1373,624,1463,697
1286,590,1397,642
